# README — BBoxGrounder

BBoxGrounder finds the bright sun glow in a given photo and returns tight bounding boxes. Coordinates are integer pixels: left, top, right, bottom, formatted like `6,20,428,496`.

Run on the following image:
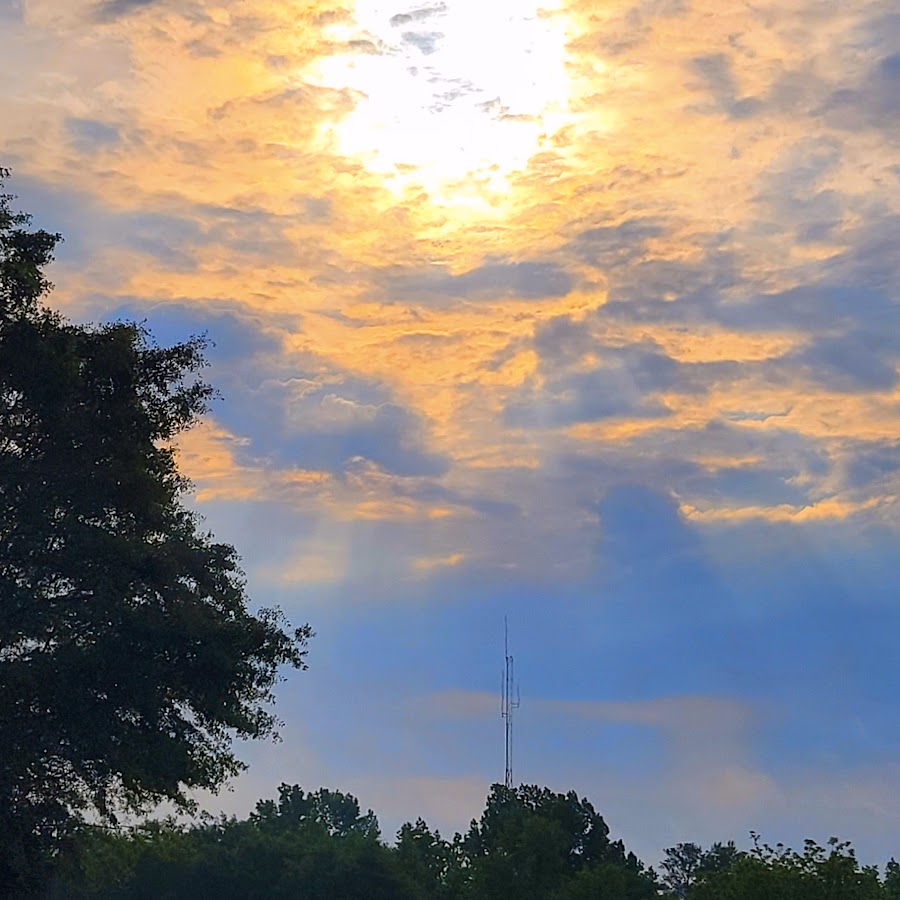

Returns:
308,0,571,203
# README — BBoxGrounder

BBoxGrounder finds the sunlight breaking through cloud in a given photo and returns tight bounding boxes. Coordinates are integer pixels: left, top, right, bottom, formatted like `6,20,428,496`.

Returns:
309,0,572,201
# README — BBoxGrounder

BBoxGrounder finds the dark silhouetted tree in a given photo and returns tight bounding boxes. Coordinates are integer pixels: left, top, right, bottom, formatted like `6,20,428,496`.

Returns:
52,787,414,899
462,784,657,900
251,784,381,840
396,817,464,899
50,783,900,900
0,169,311,893
886,859,900,899
688,833,886,900
661,842,705,898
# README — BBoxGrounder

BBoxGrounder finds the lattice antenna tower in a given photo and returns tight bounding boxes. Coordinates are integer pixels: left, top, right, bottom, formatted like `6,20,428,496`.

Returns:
501,616,520,789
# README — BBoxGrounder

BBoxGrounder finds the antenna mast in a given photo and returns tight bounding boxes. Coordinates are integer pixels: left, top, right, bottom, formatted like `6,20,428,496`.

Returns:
501,616,520,789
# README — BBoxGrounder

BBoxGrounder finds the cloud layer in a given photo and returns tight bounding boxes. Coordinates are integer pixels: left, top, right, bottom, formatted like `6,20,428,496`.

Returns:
2,0,899,865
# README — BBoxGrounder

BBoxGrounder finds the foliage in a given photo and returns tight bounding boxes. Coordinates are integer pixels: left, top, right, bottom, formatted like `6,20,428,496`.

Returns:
396,817,465,900
460,784,657,900
250,784,381,841
53,786,411,899
681,833,889,900
661,841,740,897
48,781,900,899
52,782,657,899
0,170,311,892
661,842,706,898
885,859,900,899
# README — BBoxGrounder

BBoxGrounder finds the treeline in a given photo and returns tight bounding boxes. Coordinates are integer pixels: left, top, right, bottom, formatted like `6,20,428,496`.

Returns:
45,783,900,899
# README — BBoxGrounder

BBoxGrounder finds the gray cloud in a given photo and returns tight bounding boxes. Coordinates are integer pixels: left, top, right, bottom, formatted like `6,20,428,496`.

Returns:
379,260,573,304
595,247,898,351
186,39,222,59
65,118,121,154
585,235,742,322
719,285,897,335
596,483,713,601
16,173,321,271
505,384,669,427
752,11,900,130
505,333,723,427
834,214,900,294
402,31,443,55
532,314,595,363
213,360,449,478
787,331,900,393
551,421,827,519
0,0,22,22
839,441,900,490
753,140,846,246
691,53,763,119
94,0,160,22
823,52,900,139
390,5,447,27
582,0,688,58
861,12,900,55
684,465,810,508
573,218,666,271
209,84,357,124
348,39,384,55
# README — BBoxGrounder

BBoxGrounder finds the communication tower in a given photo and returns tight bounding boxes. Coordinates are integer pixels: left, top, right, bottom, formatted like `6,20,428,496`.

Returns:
501,616,520,789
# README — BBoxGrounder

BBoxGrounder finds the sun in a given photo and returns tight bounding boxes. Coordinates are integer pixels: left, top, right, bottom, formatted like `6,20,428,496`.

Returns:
308,0,571,204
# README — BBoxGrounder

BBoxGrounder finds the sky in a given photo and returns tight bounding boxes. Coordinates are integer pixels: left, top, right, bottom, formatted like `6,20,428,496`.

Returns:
2,0,900,867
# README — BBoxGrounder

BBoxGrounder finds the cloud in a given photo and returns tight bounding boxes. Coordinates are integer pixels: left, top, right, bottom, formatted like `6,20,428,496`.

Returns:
390,6,447,28
411,689,780,850
401,30,443,55
504,349,681,427
214,370,449,477
3,175,313,287
380,260,574,304
824,52,900,138
93,0,161,22
595,484,712,594
573,218,666,271
684,464,810,508
691,53,763,119
839,440,900,490
545,694,757,762
65,117,121,153
411,551,465,573
788,331,900,393
0,0,22,22
176,421,331,507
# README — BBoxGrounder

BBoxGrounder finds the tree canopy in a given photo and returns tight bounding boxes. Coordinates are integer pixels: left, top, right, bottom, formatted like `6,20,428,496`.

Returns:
0,169,311,893
462,783,656,900
49,782,900,899
50,782,658,899
684,833,889,900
